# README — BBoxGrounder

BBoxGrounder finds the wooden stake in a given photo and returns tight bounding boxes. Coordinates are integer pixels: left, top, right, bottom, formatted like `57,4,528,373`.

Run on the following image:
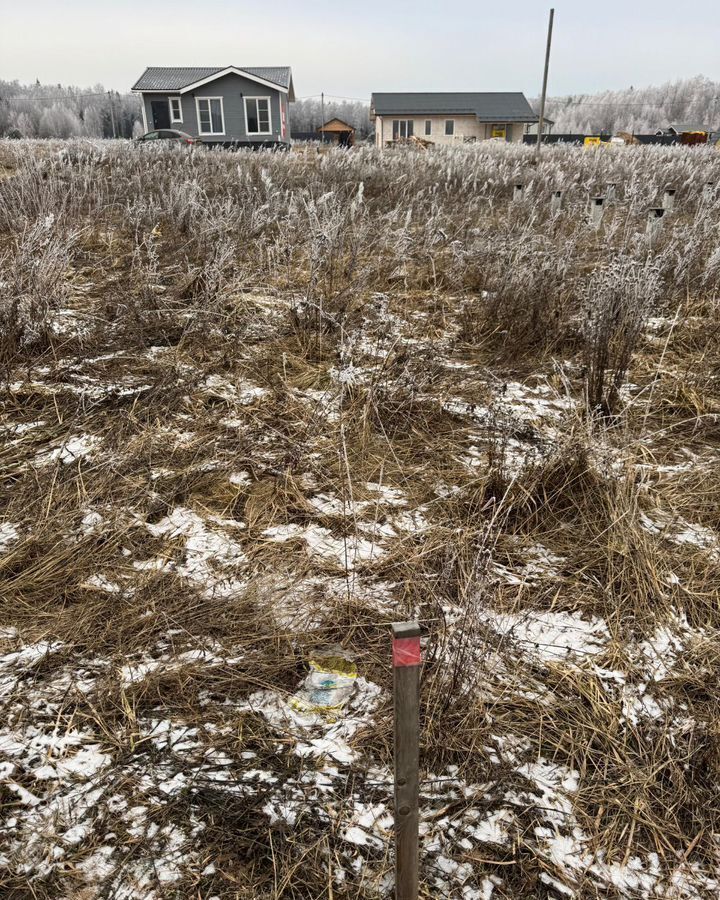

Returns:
392,621,421,900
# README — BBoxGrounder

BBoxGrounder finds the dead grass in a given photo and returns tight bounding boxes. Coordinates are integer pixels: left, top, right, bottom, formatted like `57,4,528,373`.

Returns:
1,139,720,899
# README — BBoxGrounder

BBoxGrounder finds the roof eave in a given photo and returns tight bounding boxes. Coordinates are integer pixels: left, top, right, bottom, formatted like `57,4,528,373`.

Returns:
373,111,538,121
178,66,288,94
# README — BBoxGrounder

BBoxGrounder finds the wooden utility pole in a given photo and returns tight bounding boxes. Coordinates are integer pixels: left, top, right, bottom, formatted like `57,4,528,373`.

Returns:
107,91,117,139
392,622,421,900
320,91,325,144
535,8,555,164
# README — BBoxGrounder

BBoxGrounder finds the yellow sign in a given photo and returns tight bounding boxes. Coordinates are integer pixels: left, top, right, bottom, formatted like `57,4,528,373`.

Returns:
584,136,602,146
492,126,506,139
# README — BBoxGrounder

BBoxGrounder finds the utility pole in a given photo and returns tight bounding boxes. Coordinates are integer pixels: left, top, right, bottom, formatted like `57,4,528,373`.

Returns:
107,90,117,139
535,8,555,164
320,91,325,144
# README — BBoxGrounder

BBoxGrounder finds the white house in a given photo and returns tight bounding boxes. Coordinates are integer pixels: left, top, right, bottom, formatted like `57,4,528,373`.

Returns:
370,92,540,147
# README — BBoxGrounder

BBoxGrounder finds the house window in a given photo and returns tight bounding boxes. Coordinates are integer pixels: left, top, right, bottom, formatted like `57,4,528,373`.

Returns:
445,120,455,136
169,97,182,124
196,97,224,135
245,97,271,134
392,119,414,140
491,124,507,139
424,120,432,136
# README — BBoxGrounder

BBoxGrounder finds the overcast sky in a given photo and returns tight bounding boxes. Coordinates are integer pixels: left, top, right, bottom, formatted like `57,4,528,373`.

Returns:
2,0,718,98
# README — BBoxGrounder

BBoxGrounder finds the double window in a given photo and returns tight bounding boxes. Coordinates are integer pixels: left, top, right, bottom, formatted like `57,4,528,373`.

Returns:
445,120,455,136
392,119,414,140
244,97,271,134
196,97,225,135
169,97,182,124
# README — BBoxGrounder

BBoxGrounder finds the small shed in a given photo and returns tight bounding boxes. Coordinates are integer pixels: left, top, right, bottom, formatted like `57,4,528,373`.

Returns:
655,123,717,145
317,118,355,146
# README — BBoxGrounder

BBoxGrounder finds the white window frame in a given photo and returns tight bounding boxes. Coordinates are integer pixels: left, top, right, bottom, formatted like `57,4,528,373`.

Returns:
169,96,183,124
243,96,273,136
195,96,225,135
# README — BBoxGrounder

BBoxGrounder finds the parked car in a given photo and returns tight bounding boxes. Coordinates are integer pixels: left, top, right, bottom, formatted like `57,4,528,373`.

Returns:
135,129,203,145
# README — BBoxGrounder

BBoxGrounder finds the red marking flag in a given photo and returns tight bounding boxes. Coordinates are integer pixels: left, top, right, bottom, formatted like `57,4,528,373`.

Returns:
393,635,422,668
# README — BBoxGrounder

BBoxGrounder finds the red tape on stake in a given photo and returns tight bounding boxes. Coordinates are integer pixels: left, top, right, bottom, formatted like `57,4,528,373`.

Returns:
393,636,422,667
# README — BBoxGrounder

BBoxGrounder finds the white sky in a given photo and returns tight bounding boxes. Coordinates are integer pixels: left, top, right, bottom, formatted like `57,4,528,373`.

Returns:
2,0,718,98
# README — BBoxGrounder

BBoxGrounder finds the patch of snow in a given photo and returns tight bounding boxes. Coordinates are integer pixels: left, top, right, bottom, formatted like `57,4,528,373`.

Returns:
480,608,609,661
262,523,381,570
0,522,20,553
36,434,99,466
145,506,247,598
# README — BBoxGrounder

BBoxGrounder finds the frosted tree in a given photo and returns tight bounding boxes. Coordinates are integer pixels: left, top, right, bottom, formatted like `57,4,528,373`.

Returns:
38,104,83,138
537,75,720,134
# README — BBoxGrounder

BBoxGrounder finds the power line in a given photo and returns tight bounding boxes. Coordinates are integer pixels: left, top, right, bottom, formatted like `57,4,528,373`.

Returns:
543,97,720,110
1,91,115,103
295,94,370,103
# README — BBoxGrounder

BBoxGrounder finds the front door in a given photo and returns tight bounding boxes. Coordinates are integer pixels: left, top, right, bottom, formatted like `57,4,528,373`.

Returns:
151,100,171,130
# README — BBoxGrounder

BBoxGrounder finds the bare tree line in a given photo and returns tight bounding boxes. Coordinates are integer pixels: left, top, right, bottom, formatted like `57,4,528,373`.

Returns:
1,74,717,140
0,80,143,139
538,74,720,135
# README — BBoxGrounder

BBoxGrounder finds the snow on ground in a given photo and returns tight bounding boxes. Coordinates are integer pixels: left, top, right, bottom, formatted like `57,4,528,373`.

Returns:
3,325,719,898
0,522,20,553
35,434,100,466
263,522,381,569
479,607,609,662
142,506,247,598
640,510,720,560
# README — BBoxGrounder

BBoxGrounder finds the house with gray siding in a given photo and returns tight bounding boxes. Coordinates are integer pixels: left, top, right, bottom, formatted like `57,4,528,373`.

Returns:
132,66,295,146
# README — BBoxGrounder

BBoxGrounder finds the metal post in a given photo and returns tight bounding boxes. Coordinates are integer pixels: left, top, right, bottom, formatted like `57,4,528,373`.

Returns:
551,189,563,214
392,622,421,900
589,196,605,227
663,188,676,210
535,8,555,164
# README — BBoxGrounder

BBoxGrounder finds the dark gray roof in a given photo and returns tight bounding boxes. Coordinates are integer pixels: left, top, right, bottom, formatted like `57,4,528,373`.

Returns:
132,66,293,92
371,92,538,122
666,122,717,134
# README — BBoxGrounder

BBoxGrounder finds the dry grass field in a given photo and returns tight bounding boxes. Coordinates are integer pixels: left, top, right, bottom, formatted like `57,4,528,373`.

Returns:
1,138,720,899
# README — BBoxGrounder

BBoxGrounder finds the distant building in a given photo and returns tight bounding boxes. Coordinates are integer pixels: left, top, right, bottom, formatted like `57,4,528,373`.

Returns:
370,92,541,147
132,66,295,146
317,118,355,146
655,123,718,144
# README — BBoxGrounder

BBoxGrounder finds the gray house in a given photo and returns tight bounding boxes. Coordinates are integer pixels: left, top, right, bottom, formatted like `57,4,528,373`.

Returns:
132,66,295,146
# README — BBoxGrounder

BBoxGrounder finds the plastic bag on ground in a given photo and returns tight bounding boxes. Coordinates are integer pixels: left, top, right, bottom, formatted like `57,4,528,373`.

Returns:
290,646,357,719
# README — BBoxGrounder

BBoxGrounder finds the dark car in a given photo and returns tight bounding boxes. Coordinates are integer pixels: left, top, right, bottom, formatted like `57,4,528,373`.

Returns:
135,129,203,145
